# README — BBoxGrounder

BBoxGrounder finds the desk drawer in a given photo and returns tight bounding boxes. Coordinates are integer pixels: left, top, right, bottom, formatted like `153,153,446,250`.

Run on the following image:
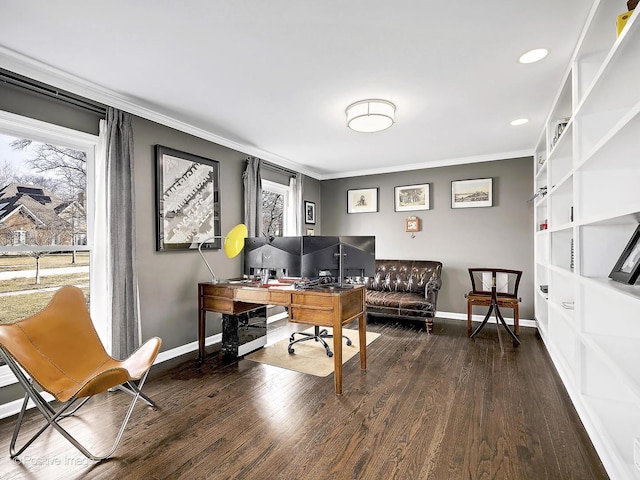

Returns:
234,288,269,303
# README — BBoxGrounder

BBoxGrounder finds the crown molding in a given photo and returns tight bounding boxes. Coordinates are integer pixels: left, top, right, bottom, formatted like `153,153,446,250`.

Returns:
0,47,322,179
317,149,535,180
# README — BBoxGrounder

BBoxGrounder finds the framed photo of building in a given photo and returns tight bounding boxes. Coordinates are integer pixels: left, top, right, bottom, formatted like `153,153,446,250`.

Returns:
304,200,316,224
347,187,378,213
451,178,493,209
394,183,430,211
155,145,220,251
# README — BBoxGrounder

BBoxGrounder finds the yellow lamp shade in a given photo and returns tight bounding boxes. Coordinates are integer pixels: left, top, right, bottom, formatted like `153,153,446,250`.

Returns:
223,223,248,258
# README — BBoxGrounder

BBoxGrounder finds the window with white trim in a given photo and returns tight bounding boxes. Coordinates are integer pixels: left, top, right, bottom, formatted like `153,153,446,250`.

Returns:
261,179,289,237
0,111,103,379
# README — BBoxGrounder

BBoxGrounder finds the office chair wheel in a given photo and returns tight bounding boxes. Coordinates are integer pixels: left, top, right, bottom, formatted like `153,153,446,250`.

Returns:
346,339,352,346
288,346,295,354
327,351,333,357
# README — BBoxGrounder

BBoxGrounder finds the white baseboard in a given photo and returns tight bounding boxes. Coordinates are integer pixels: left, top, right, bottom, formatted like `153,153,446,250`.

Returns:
436,311,536,329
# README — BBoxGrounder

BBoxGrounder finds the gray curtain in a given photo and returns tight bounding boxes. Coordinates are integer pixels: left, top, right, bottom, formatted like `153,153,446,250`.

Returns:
106,107,140,359
242,157,262,237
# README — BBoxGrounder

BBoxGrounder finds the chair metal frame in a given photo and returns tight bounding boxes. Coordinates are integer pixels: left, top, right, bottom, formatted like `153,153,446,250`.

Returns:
0,286,161,462
466,268,522,347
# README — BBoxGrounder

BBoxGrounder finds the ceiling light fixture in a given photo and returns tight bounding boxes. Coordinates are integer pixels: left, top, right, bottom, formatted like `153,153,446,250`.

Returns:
510,118,529,126
519,48,549,64
346,99,395,133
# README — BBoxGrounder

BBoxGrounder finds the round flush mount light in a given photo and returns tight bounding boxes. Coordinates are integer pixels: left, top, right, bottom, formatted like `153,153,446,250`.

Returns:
346,99,395,133
519,48,549,64
510,118,529,126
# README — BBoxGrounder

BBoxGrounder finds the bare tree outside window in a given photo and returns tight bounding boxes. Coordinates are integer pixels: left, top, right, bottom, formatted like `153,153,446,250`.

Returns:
262,190,283,237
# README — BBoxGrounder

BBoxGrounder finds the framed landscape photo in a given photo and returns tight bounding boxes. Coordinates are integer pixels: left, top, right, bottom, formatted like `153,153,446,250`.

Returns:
451,178,493,209
155,145,220,251
609,225,640,284
395,183,430,211
347,187,378,214
304,200,316,224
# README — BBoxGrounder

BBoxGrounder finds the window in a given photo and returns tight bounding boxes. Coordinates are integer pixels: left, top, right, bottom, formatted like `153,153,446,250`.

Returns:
12,229,26,245
0,111,101,382
262,179,289,237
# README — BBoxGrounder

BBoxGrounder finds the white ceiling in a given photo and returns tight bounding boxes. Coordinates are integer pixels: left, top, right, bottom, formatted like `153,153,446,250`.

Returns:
0,1,593,179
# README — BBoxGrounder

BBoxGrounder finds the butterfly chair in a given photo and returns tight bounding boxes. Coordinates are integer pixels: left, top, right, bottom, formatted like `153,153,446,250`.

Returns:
0,286,161,461
466,268,522,348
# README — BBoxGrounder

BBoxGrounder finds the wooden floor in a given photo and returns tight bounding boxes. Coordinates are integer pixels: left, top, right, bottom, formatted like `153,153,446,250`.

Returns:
0,318,608,480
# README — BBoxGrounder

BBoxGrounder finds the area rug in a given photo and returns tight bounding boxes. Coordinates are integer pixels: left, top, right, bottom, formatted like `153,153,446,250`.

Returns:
245,327,380,377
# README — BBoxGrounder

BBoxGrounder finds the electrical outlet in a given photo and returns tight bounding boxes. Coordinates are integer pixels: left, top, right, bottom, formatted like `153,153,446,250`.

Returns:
634,438,640,472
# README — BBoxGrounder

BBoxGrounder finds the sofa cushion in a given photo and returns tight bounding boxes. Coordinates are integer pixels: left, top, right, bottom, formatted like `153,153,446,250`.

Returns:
366,290,435,315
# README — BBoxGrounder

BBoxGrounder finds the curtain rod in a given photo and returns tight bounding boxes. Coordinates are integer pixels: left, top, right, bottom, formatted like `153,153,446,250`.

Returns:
0,68,107,116
262,160,297,177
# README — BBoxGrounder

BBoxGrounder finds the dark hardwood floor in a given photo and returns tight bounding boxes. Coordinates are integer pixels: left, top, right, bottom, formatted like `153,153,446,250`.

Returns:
0,318,608,480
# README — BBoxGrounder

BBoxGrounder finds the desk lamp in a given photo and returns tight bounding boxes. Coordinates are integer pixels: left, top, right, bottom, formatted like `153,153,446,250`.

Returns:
197,223,248,284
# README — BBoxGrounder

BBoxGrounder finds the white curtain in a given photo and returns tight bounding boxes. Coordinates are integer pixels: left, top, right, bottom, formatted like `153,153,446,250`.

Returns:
285,173,303,236
92,119,111,351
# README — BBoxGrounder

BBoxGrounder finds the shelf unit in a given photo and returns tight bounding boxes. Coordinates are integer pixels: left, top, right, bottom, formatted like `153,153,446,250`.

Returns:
533,2,640,478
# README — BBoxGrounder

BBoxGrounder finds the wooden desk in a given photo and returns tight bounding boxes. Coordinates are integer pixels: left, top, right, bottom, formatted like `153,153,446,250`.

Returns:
198,282,367,395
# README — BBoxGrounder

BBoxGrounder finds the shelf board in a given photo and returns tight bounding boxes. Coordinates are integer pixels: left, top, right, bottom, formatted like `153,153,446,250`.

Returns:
578,209,640,228
579,275,640,302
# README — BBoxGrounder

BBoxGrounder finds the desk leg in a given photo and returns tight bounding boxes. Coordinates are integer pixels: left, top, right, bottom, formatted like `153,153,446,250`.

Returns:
359,313,367,371
198,294,206,363
333,317,343,395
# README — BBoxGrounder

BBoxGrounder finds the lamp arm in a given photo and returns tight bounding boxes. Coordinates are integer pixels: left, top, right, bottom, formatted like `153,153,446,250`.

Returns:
198,236,221,284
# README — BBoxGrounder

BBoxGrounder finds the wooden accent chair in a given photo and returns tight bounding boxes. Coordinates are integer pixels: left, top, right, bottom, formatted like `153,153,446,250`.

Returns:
466,268,522,347
0,286,161,461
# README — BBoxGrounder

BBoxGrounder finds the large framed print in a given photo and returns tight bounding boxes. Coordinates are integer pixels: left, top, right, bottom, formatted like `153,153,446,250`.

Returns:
347,188,378,213
609,224,640,284
451,178,493,208
155,145,220,251
395,183,430,211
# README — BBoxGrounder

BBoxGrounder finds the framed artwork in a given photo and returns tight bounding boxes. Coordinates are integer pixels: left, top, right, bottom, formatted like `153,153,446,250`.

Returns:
304,200,316,224
451,178,493,208
347,188,378,213
155,145,220,251
395,183,430,211
609,225,640,284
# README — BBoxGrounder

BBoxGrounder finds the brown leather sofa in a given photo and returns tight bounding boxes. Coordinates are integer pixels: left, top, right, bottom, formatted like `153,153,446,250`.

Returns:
351,259,443,332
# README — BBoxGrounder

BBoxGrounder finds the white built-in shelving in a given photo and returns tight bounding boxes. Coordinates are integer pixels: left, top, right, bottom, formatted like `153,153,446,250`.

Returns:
533,2,640,478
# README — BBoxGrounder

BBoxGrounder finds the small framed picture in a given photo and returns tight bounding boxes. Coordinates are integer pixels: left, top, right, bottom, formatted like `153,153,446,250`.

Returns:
609,225,640,284
304,200,316,224
394,184,430,211
405,216,420,232
347,188,378,214
451,178,493,209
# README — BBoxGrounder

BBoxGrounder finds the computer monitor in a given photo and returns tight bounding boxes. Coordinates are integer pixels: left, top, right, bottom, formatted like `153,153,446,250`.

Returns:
243,236,302,279
301,236,375,283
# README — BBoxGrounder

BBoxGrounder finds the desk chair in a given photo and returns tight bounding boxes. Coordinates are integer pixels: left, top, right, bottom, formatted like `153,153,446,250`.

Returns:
0,286,161,461
288,327,352,357
466,268,522,347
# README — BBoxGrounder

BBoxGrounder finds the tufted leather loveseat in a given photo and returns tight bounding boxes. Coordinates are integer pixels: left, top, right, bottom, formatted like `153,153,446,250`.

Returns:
355,259,443,333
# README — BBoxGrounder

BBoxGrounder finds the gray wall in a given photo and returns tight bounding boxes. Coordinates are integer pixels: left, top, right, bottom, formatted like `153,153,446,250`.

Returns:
320,157,534,319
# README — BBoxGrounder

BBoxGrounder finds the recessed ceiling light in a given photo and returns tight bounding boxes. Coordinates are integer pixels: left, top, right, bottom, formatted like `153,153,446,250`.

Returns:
519,48,549,64
510,118,529,126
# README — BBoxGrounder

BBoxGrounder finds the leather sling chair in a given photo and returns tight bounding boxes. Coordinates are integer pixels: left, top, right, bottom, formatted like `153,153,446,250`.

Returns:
0,285,162,461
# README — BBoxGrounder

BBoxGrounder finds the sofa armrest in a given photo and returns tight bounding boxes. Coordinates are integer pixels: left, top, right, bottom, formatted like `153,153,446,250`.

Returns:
425,278,442,308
